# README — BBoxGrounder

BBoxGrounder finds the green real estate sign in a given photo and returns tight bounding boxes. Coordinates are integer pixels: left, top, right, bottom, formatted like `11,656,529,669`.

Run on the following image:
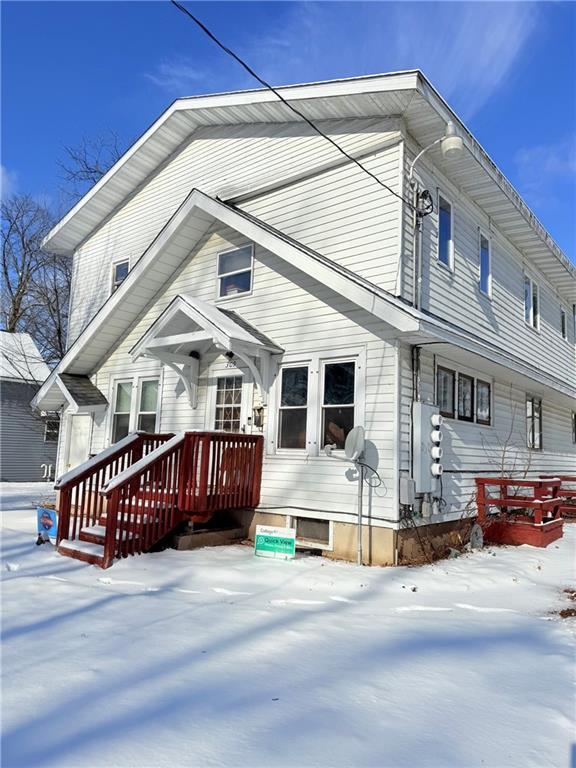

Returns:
255,525,296,560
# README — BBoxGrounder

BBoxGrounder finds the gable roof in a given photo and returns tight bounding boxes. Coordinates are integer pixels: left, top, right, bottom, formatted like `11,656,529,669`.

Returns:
0,332,51,383
32,189,421,411
43,70,574,302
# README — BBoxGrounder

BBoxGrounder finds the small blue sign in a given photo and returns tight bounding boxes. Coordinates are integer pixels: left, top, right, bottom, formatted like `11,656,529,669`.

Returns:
37,507,58,542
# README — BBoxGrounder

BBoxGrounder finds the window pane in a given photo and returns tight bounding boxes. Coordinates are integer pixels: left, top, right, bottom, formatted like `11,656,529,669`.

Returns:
561,310,567,339
480,235,490,294
45,420,60,442
215,377,242,432
324,362,355,405
218,248,252,276
524,278,532,323
140,380,158,413
323,406,354,449
279,408,307,449
437,367,455,418
115,382,132,413
281,367,308,407
438,196,452,266
112,413,130,443
114,261,129,284
219,271,251,297
138,413,157,433
295,517,330,545
476,381,491,425
532,284,539,327
457,374,474,421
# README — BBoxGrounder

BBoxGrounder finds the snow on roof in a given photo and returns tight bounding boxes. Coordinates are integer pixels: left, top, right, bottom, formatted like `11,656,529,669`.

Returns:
0,332,51,383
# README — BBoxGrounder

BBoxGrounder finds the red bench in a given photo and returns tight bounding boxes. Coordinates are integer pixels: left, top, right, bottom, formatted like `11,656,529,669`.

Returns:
475,477,563,547
539,475,576,519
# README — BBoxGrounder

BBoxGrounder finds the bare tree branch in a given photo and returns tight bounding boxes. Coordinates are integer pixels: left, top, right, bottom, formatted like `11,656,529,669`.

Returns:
57,130,124,202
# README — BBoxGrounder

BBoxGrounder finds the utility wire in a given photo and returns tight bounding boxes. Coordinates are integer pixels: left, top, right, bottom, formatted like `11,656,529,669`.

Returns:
170,0,417,211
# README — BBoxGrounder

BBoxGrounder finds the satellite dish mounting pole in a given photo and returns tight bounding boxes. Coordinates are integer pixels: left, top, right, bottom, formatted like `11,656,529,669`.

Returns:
356,459,363,566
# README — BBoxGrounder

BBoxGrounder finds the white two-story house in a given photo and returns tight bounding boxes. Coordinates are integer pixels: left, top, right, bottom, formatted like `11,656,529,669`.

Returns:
33,71,576,567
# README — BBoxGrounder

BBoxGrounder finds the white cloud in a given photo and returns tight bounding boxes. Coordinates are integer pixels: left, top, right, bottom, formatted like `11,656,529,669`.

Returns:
148,3,538,117
1,165,18,200
514,135,576,207
145,57,211,94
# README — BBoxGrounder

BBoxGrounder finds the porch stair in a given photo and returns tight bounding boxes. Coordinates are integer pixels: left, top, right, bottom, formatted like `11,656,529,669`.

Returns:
54,431,263,568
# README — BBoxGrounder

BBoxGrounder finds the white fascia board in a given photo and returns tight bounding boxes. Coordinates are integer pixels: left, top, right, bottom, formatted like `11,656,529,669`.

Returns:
418,317,576,400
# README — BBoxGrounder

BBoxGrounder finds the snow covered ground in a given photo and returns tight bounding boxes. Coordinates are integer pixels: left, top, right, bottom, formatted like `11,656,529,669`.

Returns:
2,482,575,768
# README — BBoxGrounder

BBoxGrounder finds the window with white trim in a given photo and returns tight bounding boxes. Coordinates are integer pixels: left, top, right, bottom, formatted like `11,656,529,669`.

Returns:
217,246,253,298
274,352,363,455
110,377,160,443
438,193,453,269
137,379,159,432
214,376,243,432
278,366,308,449
479,232,491,296
111,260,129,293
526,396,542,450
112,381,133,443
321,361,355,449
524,276,539,329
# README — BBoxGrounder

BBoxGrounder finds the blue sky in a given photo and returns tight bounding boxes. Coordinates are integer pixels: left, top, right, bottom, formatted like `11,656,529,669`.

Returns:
2,1,575,261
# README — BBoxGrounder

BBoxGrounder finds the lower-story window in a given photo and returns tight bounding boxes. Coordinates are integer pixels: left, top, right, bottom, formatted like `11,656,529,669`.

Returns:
321,361,355,449
111,377,160,443
112,381,133,443
278,366,308,449
526,396,543,450
214,376,243,432
275,351,362,455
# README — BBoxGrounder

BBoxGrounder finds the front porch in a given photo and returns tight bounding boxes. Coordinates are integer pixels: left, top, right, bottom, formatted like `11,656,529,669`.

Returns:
55,430,263,568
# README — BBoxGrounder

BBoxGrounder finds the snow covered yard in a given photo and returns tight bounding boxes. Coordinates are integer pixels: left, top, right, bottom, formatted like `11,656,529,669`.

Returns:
1,483,575,768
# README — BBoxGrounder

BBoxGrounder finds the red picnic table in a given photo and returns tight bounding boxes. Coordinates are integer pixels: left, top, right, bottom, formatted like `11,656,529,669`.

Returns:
475,477,564,547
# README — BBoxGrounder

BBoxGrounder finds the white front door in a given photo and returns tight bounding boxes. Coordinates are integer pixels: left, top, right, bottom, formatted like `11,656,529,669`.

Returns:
67,414,91,470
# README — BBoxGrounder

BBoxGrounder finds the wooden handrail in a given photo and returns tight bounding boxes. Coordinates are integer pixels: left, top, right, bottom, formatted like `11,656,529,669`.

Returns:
55,431,174,546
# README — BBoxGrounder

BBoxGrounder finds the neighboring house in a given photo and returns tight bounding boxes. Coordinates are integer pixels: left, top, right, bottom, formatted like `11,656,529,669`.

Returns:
1,332,59,481
33,71,576,566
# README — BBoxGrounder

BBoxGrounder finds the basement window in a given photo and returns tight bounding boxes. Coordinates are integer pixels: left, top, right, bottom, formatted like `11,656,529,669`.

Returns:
290,516,332,550
217,246,253,298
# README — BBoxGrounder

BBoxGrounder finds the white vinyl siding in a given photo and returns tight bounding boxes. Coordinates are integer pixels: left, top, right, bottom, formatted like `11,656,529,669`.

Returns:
67,118,402,344
87,222,400,525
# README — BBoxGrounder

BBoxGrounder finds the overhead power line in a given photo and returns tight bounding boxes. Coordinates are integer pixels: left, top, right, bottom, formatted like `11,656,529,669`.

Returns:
170,0,416,210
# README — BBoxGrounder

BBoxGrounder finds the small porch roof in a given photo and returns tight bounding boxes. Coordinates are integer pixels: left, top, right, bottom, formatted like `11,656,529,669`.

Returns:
36,373,108,413
130,294,283,362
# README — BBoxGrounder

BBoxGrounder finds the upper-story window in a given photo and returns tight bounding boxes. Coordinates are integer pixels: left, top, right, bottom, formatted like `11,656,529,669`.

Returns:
524,276,539,330
438,193,454,269
572,412,576,444
560,307,567,340
479,232,491,296
217,245,253,298
111,259,129,293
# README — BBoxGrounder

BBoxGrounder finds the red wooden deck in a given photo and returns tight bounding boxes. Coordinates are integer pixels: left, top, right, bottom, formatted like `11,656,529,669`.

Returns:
55,431,263,568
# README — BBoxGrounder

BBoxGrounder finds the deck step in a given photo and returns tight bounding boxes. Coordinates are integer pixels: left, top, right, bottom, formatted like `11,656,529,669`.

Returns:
58,538,105,566
79,525,142,545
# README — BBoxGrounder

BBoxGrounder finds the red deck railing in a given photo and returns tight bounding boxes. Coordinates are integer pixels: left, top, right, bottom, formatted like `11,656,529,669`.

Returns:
54,432,173,546
99,431,263,567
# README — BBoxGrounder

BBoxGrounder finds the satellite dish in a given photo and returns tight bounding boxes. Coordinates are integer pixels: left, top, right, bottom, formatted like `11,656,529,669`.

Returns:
344,426,365,461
